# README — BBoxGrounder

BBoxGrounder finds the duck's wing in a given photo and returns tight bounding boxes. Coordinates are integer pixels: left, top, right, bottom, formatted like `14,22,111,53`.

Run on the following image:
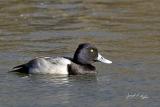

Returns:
46,57,72,65
10,57,72,74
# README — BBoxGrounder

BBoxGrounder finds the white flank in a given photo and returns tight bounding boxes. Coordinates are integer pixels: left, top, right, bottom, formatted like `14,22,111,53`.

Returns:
29,57,71,74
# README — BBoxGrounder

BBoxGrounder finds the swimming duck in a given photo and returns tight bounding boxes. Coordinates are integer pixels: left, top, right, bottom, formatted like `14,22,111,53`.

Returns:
11,43,112,75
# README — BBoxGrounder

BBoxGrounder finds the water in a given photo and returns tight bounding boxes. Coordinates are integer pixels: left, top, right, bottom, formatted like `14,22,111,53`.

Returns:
0,0,160,107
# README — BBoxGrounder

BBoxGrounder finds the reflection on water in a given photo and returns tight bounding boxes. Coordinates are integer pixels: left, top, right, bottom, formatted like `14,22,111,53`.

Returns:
0,0,160,107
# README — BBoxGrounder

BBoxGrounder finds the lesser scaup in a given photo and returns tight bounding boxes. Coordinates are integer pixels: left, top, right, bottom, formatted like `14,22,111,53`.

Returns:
11,43,112,75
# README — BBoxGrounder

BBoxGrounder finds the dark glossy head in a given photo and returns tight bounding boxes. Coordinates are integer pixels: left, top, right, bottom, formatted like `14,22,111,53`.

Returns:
73,43,112,65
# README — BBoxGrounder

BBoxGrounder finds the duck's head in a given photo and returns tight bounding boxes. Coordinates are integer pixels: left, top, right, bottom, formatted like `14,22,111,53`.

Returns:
73,43,112,65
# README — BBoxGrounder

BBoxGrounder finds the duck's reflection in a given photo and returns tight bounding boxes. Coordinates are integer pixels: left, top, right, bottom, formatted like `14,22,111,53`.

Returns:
12,72,99,106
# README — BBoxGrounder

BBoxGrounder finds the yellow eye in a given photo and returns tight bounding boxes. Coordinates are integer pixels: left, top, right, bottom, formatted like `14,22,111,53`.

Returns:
90,49,94,52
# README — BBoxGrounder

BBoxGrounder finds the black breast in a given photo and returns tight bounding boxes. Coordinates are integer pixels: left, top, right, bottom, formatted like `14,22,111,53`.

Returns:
67,62,96,75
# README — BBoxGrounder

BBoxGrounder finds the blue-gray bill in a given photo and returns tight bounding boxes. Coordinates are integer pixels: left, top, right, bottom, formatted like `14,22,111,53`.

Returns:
96,53,112,64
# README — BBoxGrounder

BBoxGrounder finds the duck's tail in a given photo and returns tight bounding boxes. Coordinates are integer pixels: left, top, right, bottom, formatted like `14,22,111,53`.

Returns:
10,64,29,74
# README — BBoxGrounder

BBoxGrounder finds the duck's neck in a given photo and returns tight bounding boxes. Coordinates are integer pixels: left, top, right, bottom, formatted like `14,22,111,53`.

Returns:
72,58,90,65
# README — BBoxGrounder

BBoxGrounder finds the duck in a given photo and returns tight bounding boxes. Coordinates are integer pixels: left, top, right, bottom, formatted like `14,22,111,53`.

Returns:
11,43,112,75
